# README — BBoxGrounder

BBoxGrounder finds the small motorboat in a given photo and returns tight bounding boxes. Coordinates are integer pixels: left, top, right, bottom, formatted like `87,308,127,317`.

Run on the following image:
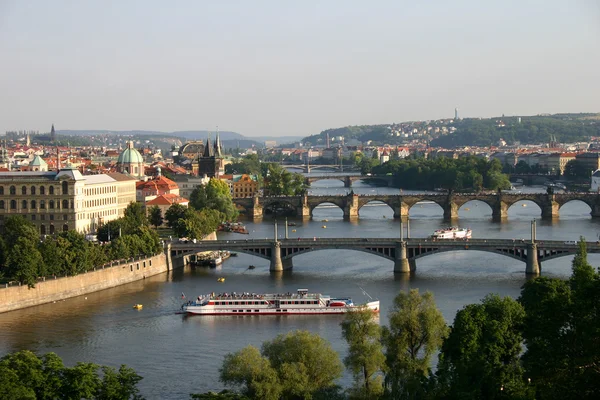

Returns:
321,219,328,222
230,252,238,257
217,277,225,283
288,222,297,226
292,229,296,233
133,304,143,310
322,225,327,228
248,265,256,270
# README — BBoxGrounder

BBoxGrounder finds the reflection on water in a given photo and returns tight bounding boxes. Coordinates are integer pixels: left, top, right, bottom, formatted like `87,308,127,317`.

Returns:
0,181,598,399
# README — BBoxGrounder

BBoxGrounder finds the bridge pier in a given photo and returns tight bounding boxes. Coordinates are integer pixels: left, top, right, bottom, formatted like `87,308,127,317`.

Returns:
270,242,293,271
526,243,540,275
393,202,409,219
297,194,311,219
394,241,415,273
343,176,352,188
443,201,459,221
541,201,559,220
344,193,359,219
492,201,508,221
592,203,600,218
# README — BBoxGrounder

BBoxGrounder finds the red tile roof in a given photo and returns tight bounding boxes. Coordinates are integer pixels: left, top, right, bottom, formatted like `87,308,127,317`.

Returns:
146,193,189,206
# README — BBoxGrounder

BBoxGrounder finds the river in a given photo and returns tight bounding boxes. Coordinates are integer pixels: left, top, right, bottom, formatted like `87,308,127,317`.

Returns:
1,178,599,399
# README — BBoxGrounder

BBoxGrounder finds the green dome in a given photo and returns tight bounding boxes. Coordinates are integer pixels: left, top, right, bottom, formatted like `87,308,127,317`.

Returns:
117,142,144,164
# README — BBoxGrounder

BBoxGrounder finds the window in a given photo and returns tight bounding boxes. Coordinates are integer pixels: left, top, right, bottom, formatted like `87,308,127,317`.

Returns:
63,224,68,232
31,186,36,195
49,186,54,195
63,215,68,221
10,200,16,209
62,200,68,209
246,310,251,313
0,186,3,195
40,200,45,209
49,200,54,209
255,310,259,312
22,200,27,209
21,186,26,195
40,186,45,195
49,225,54,234
31,215,36,221
50,215,54,221
232,310,237,313
40,225,46,234
9,186,16,195
0,200,3,209
41,215,45,221
62,181,68,195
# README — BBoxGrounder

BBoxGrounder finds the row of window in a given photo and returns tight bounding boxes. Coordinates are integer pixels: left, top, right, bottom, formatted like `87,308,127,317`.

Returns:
84,186,115,196
213,300,319,306
85,197,115,208
0,182,68,196
0,199,72,210
31,214,69,221
40,224,69,235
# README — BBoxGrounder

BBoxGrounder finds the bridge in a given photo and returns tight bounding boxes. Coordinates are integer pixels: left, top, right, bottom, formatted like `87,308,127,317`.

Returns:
169,238,599,275
303,173,365,187
283,164,360,173
233,192,600,220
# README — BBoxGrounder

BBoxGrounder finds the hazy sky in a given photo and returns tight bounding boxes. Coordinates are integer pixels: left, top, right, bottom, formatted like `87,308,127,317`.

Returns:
1,0,599,137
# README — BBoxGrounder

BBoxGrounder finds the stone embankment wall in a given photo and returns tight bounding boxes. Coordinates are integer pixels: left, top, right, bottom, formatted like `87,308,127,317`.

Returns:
0,253,167,314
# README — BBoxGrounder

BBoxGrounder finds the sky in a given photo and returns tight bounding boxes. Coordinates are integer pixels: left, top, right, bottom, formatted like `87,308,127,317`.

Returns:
0,0,599,138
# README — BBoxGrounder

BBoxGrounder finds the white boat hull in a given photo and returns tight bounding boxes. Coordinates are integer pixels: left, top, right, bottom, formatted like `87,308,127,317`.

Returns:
183,300,380,316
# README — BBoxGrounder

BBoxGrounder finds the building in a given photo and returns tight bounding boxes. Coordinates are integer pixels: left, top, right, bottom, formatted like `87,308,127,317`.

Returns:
195,134,224,178
116,141,145,180
575,152,600,174
178,141,205,160
135,168,180,203
221,174,260,198
0,163,136,235
171,174,211,199
145,194,189,224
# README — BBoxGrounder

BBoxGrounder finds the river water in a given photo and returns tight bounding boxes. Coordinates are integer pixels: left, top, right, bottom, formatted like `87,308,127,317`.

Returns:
1,178,599,399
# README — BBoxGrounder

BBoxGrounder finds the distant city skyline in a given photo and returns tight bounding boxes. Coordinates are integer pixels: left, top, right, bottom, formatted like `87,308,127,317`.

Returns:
1,0,599,137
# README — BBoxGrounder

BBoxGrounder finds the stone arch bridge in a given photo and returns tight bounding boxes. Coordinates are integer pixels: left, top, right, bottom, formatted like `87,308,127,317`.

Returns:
169,238,600,275
233,192,600,220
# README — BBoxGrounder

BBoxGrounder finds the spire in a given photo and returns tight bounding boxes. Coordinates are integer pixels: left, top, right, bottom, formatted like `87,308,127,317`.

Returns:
203,134,214,157
214,126,222,157
51,124,56,143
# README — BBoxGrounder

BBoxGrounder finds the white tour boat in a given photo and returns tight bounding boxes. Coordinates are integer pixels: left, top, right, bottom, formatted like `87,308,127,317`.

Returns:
181,289,380,316
432,226,472,240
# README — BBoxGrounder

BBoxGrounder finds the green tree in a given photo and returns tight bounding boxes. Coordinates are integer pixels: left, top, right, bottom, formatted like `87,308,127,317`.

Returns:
97,365,144,400
382,289,447,400
436,294,528,400
264,164,307,196
6,236,44,287
219,346,282,400
123,202,149,234
148,205,164,228
519,239,600,399
97,219,124,242
564,159,590,179
341,306,385,399
261,330,343,399
165,203,188,230
174,209,221,240
190,179,239,221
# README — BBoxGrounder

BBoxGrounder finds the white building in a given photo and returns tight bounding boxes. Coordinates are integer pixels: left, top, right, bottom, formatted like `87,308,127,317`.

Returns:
591,170,600,192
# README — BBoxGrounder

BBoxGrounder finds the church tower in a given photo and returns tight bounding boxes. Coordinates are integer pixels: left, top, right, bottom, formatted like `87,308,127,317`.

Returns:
51,124,56,143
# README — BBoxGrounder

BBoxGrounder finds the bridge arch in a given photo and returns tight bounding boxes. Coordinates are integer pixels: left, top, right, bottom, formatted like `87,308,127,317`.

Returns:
261,198,297,215
506,199,542,216
407,200,445,217
172,248,272,261
281,247,394,262
310,201,344,218
458,200,493,217
410,247,525,262
306,176,346,186
557,199,592,216
357,199,395,216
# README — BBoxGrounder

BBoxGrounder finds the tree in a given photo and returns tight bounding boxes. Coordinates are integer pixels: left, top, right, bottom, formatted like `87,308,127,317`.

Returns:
436,294,528,400
261,330,343,398
6,236,44,287
97,365,144,400
519,239,600,399
96,219,124,242
174,209,221,240
190,178,239,221
165,203,187,230
263,164,307,196
148,205,164,228
220,331,343,400
341,306,385,399
564,159,590,179
382,289,447,399
123,202,149,234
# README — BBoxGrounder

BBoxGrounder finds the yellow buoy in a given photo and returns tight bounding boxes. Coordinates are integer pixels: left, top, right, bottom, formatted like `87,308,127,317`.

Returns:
465,208,470,211
217,277,225,282
522,204,527,207
322,225,327,228
292,229,296,232
133,304,143,310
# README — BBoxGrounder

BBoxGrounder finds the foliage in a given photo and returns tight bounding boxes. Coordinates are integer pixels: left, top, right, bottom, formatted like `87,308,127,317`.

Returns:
436,294,528,400
190,390,250,399
220,330,342,400
264,164,308,196
382,289,448,400
431,115,600,148
0,350,143,400
340,306,385,399
122,202,149,234
165,203,188,230
148,205,164,228
225,154,262,175
97,219,124,242
372,156,511,191
174,208,222,240
519,239,600,399
564,159,591,180
190,178,239,222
